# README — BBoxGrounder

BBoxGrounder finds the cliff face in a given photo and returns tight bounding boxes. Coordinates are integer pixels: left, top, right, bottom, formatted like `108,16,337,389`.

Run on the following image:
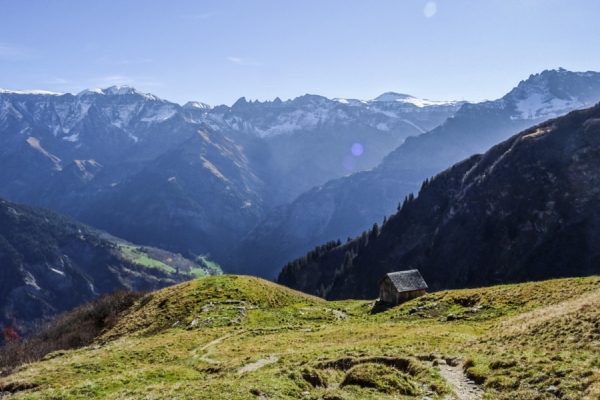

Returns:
278,104,600,299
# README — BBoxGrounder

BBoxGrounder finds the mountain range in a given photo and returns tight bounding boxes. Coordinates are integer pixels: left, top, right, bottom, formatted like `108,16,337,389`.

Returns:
0,84,464,264
1,68,600,278
236,68,600,277
277,102,600,299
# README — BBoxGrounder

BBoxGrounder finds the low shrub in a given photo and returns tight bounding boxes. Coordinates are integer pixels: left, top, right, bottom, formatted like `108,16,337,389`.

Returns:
0,289,143,376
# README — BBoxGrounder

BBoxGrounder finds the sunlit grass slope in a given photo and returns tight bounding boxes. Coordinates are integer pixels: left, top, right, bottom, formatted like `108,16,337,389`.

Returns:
2,275,600,399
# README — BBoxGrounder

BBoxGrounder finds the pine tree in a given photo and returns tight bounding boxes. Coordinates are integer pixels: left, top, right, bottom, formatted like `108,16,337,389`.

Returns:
343,250,353,270
370,222,379,239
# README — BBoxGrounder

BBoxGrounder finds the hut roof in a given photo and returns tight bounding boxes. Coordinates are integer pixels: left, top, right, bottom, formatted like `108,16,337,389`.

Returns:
380,270,428,293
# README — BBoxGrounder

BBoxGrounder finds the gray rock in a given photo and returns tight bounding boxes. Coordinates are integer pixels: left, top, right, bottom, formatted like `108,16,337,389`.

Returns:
546,385,559,393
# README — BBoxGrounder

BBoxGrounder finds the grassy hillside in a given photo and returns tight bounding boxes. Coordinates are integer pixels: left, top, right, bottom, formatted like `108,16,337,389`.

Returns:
2,275,600,399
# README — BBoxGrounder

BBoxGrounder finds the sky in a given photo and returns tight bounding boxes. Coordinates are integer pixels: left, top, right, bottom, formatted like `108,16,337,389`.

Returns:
1,0,599,106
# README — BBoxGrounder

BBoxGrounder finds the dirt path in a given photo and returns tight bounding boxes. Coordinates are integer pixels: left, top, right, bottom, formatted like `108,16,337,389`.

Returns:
192,331,243,364
438,361,483,400
237,356,279,374
199,332,237,352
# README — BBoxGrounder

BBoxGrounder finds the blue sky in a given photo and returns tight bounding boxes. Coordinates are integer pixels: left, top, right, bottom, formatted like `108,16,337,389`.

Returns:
1,1,599,106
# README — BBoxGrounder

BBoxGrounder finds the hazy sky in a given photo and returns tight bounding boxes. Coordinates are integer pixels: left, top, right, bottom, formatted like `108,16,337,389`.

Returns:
1,1,599,106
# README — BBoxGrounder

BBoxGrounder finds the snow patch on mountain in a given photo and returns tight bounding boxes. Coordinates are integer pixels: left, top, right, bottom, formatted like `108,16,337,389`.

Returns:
77,88,105,96
372,92,463,107
373,92,414,102
399,118,426,133
503,69,597,120
0,89,65,96
106,85,136,95
333,92,465,109
333,98,367,106
62,133,79,142
254,107,347,138
515,94,578,120
76,86,158,101
141,108,177,123
183,101,213,110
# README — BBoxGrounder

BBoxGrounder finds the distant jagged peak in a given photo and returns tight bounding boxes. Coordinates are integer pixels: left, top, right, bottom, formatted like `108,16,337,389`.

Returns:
76,85,159,101
183,101,213,110
270,93,331,108
512,68,600,98
502,68,600,120
229,94,331,109
231,96,249,108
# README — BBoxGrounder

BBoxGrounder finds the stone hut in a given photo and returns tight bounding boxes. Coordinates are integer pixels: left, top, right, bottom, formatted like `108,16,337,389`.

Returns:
378,269,428,305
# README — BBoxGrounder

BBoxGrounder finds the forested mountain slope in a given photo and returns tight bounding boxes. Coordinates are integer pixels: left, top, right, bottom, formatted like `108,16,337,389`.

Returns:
278,103,600,299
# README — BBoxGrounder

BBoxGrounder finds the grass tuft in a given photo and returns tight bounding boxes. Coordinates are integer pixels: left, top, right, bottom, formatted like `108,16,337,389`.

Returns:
341,363,418,395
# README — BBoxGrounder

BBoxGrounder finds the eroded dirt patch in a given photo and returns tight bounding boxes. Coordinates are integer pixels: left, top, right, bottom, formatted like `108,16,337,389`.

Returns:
238,356,279,374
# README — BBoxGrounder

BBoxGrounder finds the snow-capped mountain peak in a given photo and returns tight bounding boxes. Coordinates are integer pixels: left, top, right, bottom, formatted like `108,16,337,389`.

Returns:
372,92,464,107
504,68,600,120
373,92,414,102
0,88,66,96
76,85,159,101
183,101,213,110
106,85,136,95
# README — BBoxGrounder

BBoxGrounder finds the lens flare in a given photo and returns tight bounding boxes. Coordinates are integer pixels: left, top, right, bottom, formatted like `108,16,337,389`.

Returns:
351,143,364,156
424,2,437,18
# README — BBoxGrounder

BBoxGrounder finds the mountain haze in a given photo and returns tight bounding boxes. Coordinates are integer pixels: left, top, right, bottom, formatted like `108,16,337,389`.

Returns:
278,103,600,298
2,69,600,278
0,85,463,264
243,69,600,278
